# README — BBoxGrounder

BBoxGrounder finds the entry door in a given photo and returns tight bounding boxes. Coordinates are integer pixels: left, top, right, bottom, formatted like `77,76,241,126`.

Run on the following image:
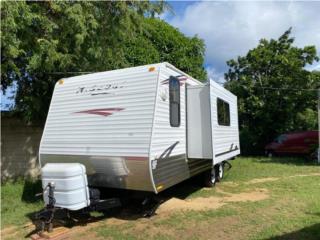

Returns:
187,85,212,159
209,80,240,165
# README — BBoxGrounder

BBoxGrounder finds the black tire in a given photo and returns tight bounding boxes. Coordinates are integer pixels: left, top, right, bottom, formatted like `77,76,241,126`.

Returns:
215,163,224,182
203,168,216,188
310,148,318,161
266,150,274,158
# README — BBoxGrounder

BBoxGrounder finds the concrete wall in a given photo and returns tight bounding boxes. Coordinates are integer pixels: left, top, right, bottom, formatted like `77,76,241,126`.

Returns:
1,117,42,180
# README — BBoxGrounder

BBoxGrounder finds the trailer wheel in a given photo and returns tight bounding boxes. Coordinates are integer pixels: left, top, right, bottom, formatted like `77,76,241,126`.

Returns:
215,163,224,182
203,168,216,187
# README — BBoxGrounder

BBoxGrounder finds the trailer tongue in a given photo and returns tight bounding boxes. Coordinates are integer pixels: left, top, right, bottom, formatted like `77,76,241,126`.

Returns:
36,163,120,232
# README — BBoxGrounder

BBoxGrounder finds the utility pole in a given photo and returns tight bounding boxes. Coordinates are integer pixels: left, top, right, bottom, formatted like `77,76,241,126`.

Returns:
318,88,320,164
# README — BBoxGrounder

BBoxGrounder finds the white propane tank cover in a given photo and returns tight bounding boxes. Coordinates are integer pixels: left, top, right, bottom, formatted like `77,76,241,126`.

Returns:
41,163,90,211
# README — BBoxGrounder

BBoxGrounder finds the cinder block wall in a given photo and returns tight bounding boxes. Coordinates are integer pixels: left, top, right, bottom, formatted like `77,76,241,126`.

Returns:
1,117,43,180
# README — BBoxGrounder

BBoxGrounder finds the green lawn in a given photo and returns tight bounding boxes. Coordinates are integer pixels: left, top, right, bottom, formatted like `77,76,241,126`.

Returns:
1,157,320,240
1,179,43,227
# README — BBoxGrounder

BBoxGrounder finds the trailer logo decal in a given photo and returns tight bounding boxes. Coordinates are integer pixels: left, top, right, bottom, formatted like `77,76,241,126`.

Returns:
76,82,126,96
161,75,187,86
74,108,124,117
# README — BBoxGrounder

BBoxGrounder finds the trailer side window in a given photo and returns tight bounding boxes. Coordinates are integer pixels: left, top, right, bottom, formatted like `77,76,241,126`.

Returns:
217,98,230,126
169,76,180,127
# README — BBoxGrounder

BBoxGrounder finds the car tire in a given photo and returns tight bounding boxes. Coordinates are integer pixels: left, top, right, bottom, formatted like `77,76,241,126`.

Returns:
203,168,216,187
310,148,319,161
215,163,224,182
266,151,274,158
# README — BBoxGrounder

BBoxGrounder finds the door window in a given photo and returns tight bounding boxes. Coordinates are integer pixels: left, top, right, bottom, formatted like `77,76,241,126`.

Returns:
169,76,180,127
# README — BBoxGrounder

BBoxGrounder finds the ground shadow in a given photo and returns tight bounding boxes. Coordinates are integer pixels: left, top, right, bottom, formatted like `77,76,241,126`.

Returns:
265,223,320,240
25,211,108,238
21,179,42,203
110,176,204,220
160,176,205,199
97,175,204,221
25,175,204,236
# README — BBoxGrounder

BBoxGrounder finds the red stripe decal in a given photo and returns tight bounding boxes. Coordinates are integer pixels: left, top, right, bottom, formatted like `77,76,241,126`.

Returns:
74,108,124,117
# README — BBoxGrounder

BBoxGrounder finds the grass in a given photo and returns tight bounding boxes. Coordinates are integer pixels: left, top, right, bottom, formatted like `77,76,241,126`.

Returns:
1,179,43,227
224,157,319,182
1,156,320,240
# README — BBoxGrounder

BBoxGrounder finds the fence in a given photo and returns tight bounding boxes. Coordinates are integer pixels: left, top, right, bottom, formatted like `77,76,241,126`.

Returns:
1,116,42,180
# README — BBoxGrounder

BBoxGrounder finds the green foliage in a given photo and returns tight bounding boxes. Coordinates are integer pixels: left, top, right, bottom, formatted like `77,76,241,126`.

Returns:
1,1,206,123
140,18,207,79
296,108,318,130
1,179,42,227
225,28,319,154
123,18,207,80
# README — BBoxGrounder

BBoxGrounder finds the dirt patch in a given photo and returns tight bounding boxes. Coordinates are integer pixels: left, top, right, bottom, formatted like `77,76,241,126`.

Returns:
288,172,320,178
247,177,279,184
157,197,225,214
1,226,17,235
105,217,129,226
156,189,269,214
214,187,233,195
1,226,18,239
222,181,239,187
247,173,320,185
201,187,214,191
201,187,232,195
224,188,269,202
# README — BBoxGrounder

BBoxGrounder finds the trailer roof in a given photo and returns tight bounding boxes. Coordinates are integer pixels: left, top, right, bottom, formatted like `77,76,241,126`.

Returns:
162,62,204,85
60,62,205,85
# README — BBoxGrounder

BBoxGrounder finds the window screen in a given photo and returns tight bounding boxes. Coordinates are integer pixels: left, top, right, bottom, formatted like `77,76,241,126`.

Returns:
169,76,180,127
217,98,230,126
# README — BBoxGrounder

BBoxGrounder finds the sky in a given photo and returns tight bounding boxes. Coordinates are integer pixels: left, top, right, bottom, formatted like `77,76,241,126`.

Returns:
1,1,320,110
164,1,320,81
0,83,16,111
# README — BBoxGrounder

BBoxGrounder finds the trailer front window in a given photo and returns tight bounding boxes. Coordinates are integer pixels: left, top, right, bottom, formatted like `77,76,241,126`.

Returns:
217,98,230,126
169,76,180,127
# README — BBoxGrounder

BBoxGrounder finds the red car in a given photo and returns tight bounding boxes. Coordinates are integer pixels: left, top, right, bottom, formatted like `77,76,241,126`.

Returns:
265,131,319,157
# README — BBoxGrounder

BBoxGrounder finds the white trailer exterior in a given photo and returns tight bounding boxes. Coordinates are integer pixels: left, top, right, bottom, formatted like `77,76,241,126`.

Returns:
39,62,240,194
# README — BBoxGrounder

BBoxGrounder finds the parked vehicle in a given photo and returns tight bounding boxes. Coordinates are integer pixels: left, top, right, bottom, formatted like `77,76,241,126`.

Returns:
37,63,240,228
265,131,319,157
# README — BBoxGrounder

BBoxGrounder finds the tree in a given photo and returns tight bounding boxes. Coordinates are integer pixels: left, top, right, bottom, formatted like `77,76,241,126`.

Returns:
225,28,319,155
2,1,206,123
123,18,207,80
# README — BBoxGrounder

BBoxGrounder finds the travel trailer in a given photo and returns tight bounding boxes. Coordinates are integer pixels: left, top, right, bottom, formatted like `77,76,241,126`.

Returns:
39,62,240,214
